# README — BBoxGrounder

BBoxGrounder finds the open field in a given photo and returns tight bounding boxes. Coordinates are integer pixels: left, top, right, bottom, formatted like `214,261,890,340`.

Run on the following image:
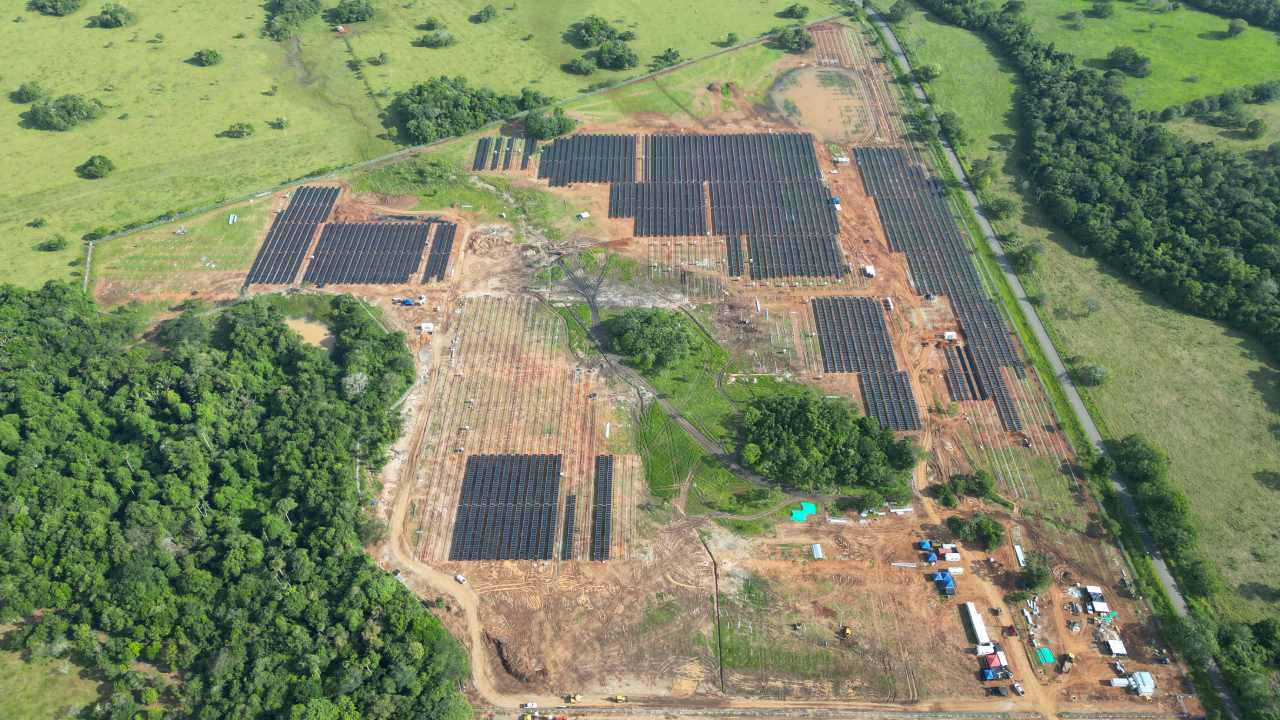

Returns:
1,1,384,288
0,650,101,720
345,1,840,100
893,3,1280,621
1016,0,1280,111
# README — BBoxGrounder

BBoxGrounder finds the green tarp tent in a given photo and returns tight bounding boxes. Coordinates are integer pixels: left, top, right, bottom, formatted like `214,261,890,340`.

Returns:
1036,647,1055,664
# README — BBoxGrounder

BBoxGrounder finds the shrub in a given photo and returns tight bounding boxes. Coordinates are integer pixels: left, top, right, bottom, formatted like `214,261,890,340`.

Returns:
76,154,115,179
27,94,104,131
1089,0,1115,18
916,63,942,81
1020,555,1052,590
1245,118,1266,139
88,3,135,27
524,107,575,140
780,3,810,19
594,39,638,70
191,48,223,66
36,234,70,252
418,16,444,30
1072,363,1109,386
471,4,496,22
1227,17,1248,35
649,48,680,71
29,0,85,16
12,80,48,104
222,122,255,138
416,30,455,48
565,55,595,75
330,0,374,23
1106,46,1151,77
885,0,912,22
367,51,390,65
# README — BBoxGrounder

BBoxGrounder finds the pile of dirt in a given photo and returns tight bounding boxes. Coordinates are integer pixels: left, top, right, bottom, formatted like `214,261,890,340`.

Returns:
467,225,514,257
485,631,547,684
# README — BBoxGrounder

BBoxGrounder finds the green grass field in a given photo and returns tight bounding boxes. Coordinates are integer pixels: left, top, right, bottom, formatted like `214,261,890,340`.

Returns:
0,650,101,720
1015,0,1280,111
345,0,836,100
894,4,1280,620
1167,101,1280,151
1,1,385,288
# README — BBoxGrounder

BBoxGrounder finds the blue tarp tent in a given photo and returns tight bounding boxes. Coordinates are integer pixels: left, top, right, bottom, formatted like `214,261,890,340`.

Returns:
925,552,938,563
918,540,933,550
980,669,997,681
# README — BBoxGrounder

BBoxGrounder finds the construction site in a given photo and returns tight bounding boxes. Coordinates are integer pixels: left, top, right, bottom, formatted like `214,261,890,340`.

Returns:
103,19,1204,720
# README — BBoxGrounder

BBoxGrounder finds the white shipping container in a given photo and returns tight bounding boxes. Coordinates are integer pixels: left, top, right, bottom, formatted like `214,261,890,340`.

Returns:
944,552,962,562
948,566,965,575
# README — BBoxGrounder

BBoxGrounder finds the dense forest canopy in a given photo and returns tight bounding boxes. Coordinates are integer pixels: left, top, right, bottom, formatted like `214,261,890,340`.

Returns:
0,285,469,720
738,393,918,502
920,0,1280,362
390,76,551,144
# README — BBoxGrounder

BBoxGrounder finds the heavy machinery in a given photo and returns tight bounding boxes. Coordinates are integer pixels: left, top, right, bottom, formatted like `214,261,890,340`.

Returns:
609,695,627,703
837,626,852,640
565,694,581,705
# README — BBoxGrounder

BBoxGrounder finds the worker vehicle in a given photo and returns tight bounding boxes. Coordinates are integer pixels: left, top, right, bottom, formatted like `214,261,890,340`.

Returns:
609,695,627,703
454,574,467,584
565,694,581,704
1011,682,1025,696
520,702,537,710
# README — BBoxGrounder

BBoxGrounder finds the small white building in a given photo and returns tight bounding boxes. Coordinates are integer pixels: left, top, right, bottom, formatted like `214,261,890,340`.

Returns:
812,544,825,560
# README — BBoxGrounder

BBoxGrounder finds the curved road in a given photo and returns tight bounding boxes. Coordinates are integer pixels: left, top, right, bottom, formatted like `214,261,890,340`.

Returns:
866,8,1236,716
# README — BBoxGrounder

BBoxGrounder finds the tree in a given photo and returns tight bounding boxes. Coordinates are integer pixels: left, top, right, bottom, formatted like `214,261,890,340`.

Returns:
969,156,996,189
650,48,681,71
1245,118,1266,139
606,308,698,370
222,121,255,138
936,110,968,146
885,0,913,22
780,3,810,19
916,63,942,81
771,25,815,52
1065,10,1084,28
12,80,48,104
1227,17,1248,35
1072,363,1109,386
1106,46,1151,77
524,107,576,140
737,392,919,497
88,2,135,27
1090,0,1115,18
390,77,550,144
26,94,105,131
724,31,740,46
264,0,324,39
330,0,374,23
1110,435,1168,485
1001,0,1025,13
472,4,497,23
76,154,115,179
594,39,639,70
29,0,86,16
0,286,471,720
1007,239,1043,273
419,15,444,30
984,196,1016,220
565,55,595,75
948,514,1005,550
367,51,390,65
191,48,223,66
566,15,625,47
1021,555,1053,590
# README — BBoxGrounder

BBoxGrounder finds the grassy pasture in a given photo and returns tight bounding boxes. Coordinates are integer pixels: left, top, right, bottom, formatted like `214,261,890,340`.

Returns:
0,650,101,720
893,4,1280,620
1167,101,1280,151
345,0,836,100
1015,0,1280,111
1,1,384,287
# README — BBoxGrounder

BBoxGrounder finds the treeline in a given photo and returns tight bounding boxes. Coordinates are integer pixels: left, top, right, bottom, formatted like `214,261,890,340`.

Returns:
1160,80,1280,144
264,0,322,40
738,392,918,502
1179,0,1280,30
919,0,1280,362
0,285,469,720
389,76,552,144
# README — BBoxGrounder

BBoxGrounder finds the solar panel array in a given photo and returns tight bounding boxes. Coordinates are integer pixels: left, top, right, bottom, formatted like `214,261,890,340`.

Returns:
589,455,614,561
422,222,456,282
855,147,1023,432
642,133,821,182
473,138,491,171
302,223,429,285
448,454,562,561
709,180,838,237
522,138,538,170
812,297,921,431
860,371,923,432
561,494,577,561
943,345,976,402
726,236,744,277
604,182,707,236
246,186,339,285
747,235,844,279
537,134,636,187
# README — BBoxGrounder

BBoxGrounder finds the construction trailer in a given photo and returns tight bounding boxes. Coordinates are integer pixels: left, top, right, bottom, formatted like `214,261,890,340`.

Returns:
964,602,991,646
1131,671,1156,697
